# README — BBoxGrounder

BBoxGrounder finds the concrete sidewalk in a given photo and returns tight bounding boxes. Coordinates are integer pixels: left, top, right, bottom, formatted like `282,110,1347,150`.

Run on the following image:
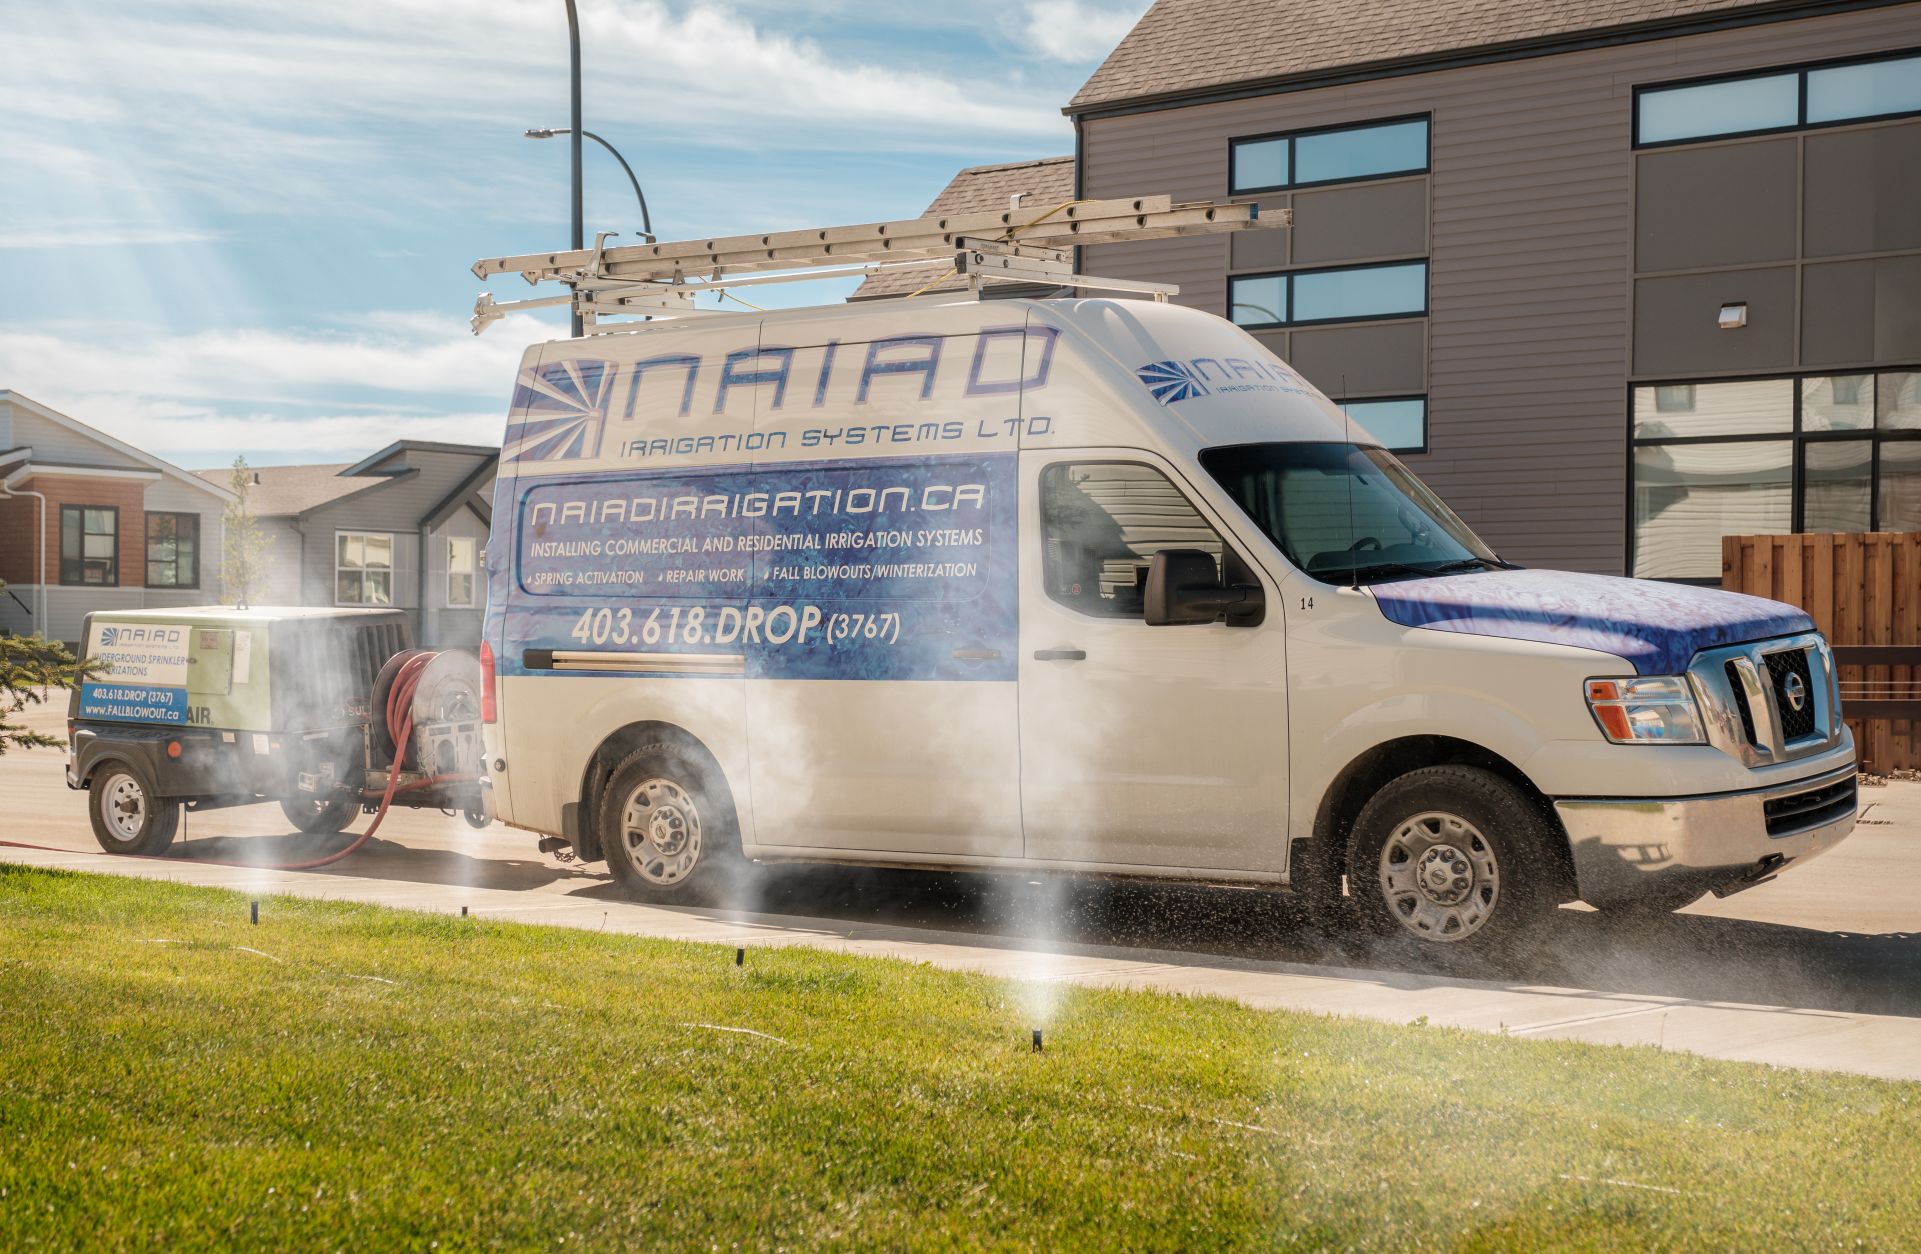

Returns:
5,833,1918,1084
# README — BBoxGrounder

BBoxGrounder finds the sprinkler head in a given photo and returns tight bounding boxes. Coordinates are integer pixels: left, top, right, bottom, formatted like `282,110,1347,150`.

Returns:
735,947,745,967
1031,1028,1043,1053
250,900,259,926
461,905,469,918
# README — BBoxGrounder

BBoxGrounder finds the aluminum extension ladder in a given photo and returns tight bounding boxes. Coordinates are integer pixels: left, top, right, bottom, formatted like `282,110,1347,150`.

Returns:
470,194,1291,335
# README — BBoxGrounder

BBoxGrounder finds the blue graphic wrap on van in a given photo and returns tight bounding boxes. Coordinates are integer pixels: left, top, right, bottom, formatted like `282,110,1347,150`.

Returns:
499,453,1017,682
1369,569,1813,676
502,358,617,462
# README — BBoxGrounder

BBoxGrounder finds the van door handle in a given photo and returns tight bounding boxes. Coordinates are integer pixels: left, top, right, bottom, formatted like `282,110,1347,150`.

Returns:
1033,648,1087,661
951,648,1002,662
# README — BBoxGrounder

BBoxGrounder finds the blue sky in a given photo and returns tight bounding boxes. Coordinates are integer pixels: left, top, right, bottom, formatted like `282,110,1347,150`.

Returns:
0,0,1145,467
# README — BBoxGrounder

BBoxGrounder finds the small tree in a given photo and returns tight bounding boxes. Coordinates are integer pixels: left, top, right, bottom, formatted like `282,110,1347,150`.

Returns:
222,455,269,609
0,580,94,754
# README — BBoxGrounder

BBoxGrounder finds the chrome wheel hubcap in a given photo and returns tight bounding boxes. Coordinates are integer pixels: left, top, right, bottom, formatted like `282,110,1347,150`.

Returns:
103,775,146,841
1379,811,1500,942
618,778,702,886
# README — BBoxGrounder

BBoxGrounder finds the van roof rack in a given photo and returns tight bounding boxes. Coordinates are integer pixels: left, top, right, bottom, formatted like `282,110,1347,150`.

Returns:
469,194,1289,335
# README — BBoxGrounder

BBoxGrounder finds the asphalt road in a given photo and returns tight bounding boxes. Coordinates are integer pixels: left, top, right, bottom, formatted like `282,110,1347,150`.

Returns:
5,700,1918,1079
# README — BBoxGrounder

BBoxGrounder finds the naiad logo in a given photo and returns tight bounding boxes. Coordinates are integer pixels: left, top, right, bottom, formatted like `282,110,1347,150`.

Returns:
503,358,618,462
98,626,183,647
1135,360,1210,405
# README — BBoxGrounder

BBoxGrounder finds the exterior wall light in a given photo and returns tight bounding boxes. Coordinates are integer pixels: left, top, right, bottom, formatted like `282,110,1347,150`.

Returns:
1718,302,1748,329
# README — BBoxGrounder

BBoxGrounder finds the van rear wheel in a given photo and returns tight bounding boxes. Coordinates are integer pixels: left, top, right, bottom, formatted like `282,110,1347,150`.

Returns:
599,746,746,904
1346,765,1560,954
280,795,358,835
88,763,180,857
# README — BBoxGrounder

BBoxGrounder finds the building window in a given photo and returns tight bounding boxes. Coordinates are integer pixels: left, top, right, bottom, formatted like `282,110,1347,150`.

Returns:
447,536,476,608
1039,462,1222,618
336,531,394,605
59,505,118,586
144,512,199,589
1654,384,1696,413
1228,261,1427,329
1229,116,1428,194
1635,50,1921,147
1631,370,1921,579
1340,398,1427,454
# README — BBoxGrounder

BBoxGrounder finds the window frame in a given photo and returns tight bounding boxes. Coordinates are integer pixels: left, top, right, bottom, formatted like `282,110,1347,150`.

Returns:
1626,366,1921,582
334,529,396,607
1339,395,1429,456
446,535,477,609
58,504,119,587
1228,112,1432,194
1036,458,1246,623
1227,259,1429,331
142,510,200,590
1632,47,1921,149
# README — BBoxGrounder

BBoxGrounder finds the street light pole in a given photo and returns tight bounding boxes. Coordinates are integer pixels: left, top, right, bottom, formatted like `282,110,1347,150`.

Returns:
525,129,653,241
565,0,583,336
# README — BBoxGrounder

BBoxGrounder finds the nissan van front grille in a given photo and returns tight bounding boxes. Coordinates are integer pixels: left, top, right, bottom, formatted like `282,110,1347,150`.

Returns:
1688,634,1839,768
1766,647,1818,741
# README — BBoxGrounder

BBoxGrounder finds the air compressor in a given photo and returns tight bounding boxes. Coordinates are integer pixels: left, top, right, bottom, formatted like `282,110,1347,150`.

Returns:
65,606,491,859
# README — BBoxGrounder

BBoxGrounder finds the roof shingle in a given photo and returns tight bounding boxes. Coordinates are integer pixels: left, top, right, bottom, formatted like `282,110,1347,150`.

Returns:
193,463,358,518
850,156,1075,299
1069,0,1817,112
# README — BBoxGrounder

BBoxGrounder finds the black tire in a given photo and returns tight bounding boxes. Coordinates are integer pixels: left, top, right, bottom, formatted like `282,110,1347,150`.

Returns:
280,795,359,835
1346,765,1563,954
598,744,748,904
87,761,180,856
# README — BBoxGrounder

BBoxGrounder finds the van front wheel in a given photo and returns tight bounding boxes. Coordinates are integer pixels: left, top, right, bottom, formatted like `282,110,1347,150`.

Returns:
599,746,745,904
1346,766,1559,952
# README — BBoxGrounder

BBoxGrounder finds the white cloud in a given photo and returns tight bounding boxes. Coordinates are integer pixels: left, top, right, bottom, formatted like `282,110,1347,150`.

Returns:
0,0,1073,221
0,312,559,462
1023,1,1147,63
0,226,229,250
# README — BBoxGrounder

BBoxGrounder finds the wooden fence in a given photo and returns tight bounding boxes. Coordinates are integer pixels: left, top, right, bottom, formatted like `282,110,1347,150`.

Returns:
1722,533,1921,772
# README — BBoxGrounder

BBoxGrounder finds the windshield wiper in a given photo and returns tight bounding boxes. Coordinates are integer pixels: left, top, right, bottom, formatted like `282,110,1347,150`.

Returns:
1333,557,1507,585
1337,561,1446,585
1424,558,1506,574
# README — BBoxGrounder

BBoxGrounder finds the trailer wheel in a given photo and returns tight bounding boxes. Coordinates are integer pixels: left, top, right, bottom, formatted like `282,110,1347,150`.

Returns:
1346,765,1559,954
599,745,746,904
88,762,180,857
280,795,358,835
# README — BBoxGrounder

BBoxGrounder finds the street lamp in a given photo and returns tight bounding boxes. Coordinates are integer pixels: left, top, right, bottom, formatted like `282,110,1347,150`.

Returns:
525,128,654,242
564,0,582,336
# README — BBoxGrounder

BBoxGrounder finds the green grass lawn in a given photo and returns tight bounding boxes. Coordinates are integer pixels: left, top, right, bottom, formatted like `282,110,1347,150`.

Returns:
2,865,1917,1250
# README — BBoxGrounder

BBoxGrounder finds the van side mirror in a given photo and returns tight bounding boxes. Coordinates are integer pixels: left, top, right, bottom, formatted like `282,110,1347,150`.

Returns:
1144,549,1265,626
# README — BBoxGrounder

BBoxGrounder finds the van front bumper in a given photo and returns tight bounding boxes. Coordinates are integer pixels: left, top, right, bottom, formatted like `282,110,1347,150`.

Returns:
1555,761,1858,908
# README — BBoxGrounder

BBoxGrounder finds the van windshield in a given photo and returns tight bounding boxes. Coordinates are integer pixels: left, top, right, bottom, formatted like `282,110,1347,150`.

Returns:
1199,442,1508,585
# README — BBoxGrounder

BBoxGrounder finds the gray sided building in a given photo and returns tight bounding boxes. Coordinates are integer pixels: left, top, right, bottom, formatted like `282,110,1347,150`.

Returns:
1068,0,1921,578
196,441,496,649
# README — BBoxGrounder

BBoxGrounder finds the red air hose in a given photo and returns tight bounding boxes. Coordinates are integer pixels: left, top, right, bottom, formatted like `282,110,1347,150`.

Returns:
4,649,480,871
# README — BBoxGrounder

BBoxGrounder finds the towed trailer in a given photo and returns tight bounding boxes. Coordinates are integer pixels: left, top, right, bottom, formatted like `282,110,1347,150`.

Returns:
65,606,490,856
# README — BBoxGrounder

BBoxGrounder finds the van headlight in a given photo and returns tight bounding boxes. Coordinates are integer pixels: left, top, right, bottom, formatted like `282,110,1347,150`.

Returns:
1584,677,1705,744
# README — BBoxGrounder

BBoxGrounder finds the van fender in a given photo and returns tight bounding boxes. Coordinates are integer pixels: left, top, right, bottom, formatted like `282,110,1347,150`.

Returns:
1297,691,1576,894
571,719,751,865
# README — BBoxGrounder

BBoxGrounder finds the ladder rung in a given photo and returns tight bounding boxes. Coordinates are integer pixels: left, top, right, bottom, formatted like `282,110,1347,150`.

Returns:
474,196,1277,284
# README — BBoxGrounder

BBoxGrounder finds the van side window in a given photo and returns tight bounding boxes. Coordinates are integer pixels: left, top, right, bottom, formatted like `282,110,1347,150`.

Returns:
1039,462,1223,618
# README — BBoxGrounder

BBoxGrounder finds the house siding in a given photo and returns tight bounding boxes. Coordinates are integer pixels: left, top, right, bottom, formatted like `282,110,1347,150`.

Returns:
424,505,490,648
1078,4,1921,573
288,451,495,645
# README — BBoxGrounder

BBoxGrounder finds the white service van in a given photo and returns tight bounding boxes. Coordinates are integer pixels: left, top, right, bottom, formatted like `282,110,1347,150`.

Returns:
478,294,1857,950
